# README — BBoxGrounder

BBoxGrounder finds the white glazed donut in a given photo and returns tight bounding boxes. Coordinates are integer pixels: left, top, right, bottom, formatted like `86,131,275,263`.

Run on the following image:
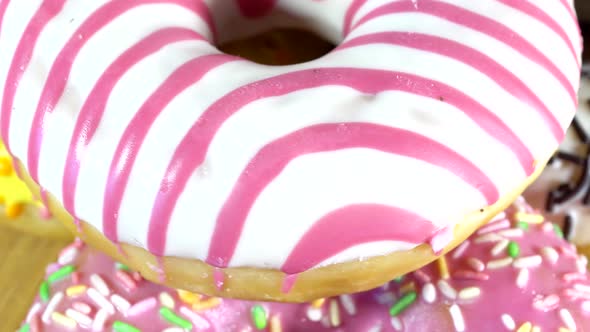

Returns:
0,0,582,299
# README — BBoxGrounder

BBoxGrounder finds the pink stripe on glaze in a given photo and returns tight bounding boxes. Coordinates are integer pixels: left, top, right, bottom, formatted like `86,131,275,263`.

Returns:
498,0,580,69
207,123,497,267
340,31,560,152
351,1,578,107
103,54,237,244
0,0,11,37
146,67,510,257
281,204,437,274
343,0,367,37
0,0,66,151
61,27,203,216
26,0,214,183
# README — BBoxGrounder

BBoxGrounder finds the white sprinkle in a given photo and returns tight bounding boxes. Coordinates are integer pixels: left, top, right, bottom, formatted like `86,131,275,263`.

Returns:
437,280,457,300
89,274,110,296
87,287,115,314
339,294,356,315
92,309,109,332
477,219,510,235
449,304,465,332
65,309,92,328
490,239,510,257
390,316,403,331
159,292,175,309
41,291,64,323
111,294,131,313
542,222,554,233
496,228,524,238
474,233,504,244
581,301,590,313
540,247,559,265
501,314,515,330
559,308,577,331
577,256,588,274
329,299,341,327
422,283,437,304
452,241,470,259
162,328,185,332
574,283,590,294
513,255,542,269
368,324,384,332
516,268,529,288
466,258,485,272
487,257,513,270
25,302,41,323
58,247,79,266
458,287,481,300
307,307,323,322
179,306,211,329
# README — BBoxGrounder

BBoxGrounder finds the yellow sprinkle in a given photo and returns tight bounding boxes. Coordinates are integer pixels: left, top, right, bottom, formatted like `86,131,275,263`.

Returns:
531,326,540,332
52,312,77,328
177,289,201,305
400,281,416,294
192,297,221,311
270,315,282,332
515,212,543,224
0,157,12,176
311,298,325,308
437,256,450,279
329,299,341,327
66,285,87,297
559,328,572,332
5,203,23,219
159,292,175,309
517,322,532,332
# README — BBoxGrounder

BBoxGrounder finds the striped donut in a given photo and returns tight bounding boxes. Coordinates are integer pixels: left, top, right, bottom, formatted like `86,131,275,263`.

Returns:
0,0,582,300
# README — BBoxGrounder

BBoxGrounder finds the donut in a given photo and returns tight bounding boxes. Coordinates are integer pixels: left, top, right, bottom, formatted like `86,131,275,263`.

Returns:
0,0,582,300
524,73,590,253
18,199,590,332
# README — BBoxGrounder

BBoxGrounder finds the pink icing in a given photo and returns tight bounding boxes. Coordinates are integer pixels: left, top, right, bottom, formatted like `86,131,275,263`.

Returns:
351,0,578,111
236,0,277,18
207,123,496,269
281,204,436,274
20,201,590,332
151,68,504,263
428,226,454,255
61,27,204,217
281,274,297,294
343,0,367,37
0,0,10,36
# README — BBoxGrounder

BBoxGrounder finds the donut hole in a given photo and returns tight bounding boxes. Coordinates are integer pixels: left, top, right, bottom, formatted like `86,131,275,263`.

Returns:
208,1,337,65
218,28,336,66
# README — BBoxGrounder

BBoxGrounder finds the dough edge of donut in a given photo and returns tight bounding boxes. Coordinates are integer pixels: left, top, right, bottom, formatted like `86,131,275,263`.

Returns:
17,155,551,302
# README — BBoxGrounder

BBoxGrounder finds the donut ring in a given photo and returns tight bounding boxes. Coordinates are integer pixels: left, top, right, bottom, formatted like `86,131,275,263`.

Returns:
0,0,581,301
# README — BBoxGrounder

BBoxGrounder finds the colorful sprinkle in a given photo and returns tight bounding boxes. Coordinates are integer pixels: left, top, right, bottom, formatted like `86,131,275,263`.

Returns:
90,274,110,296
491,239,509,257
389,291,417,316
51,312,76,328
559,308,577,331
554,223,565,238
453,270,490,281
390,317,403,331
87,287,115,314
516,268,530,288
339,294,356,315
92,309,109,331
72,301,91,315
517,221,530,230
115,262,131,271
497,228,524,238
458,287,481,300
517,322,532,332
466,257,485,272
477,219,510,235
531,326,541,332
422,283,436,304
501,314,515,330
159,292,175,309
507,241,520,258
329,299,341,327
437,280,457,300
270,315,282,332
160,307,193,330
474,233,504,244
179,306,211,329
115,270,137,291
65,285,87,297
192,297,222,311
39,281,50,302
487,257,513,270
437,256,450,279
449,304,465,332
127,297,157,316
65,308,92,327
452,241,470,259
111,293,132,313
41,292,63,324
306,306,323,322
515,212,543,224
47,265,76,284
17,323,29,332
251,305,268,330
513,255,542,269
113,320,142,332
540,246,559,265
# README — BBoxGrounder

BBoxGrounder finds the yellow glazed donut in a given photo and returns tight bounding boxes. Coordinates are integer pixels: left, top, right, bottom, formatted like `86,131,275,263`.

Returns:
0,0,582,301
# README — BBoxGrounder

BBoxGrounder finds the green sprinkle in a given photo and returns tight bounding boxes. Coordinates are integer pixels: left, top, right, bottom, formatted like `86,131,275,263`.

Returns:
507,241,520,258
39,281,50,302
517,221,529,230
115,262,131,271
159,307,192,330
394,275,405,283
553,223,564,238
389,291,417,316
251,305,268,330
18,323,30,332
47,265,75,284
113,321,141,332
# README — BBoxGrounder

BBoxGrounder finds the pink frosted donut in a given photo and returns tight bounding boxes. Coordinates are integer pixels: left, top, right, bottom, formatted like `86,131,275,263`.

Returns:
19,199,590,331
0,0,582,299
